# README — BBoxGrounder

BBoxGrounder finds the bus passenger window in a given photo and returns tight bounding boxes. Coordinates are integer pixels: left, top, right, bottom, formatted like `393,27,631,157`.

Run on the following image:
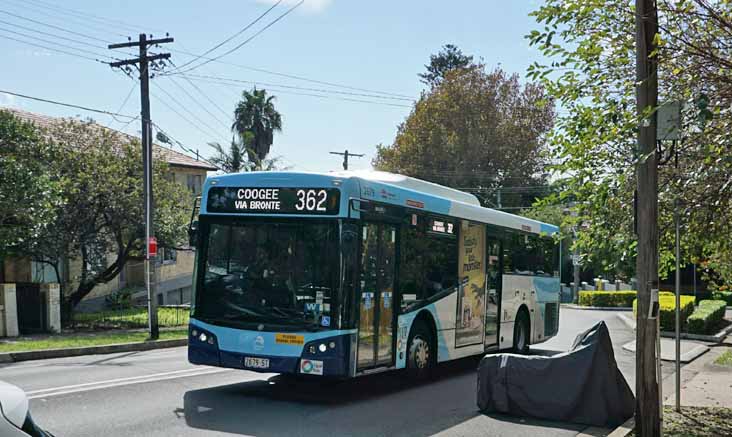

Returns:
400,224,457,311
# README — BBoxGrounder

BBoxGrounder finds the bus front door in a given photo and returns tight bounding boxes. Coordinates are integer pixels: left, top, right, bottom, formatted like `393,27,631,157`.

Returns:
357,223,396,370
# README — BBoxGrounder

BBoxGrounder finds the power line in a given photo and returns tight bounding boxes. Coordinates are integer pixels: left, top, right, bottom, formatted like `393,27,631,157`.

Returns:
152,122,218,169
1,0,130,39
14,0,148,34
166,60,232,121
0,8,110,44
170,0,283,72
181,74,413,108
167,47,415,99
176,0,304,74
0,18,110,51
0,27,116,61
0,89,136,119
163,74,230,131
170,72,414,102
150,86,226,143
0,32,106,63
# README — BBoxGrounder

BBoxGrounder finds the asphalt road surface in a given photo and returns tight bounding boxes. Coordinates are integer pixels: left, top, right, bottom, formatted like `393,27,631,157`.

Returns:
1,308,642,437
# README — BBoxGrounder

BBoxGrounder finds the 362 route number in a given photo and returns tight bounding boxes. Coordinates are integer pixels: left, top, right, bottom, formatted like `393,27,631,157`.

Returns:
295,189,328,211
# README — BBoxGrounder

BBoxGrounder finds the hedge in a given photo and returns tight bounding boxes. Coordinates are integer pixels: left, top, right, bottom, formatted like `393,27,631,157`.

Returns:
711,291,732,306
633,295,695,332
579,290,674,307
687,300,727,335
579,291,637,307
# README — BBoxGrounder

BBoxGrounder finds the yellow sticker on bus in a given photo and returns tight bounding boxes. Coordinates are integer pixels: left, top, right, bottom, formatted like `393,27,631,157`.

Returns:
275,333,305,345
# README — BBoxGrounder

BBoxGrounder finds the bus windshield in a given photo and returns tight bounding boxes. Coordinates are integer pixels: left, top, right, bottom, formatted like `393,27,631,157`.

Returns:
195,221,339,331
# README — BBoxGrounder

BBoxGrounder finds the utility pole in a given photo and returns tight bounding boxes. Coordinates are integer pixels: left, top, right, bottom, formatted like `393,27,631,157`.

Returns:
330,149,364,170
109,34,174,340
635,0,660,435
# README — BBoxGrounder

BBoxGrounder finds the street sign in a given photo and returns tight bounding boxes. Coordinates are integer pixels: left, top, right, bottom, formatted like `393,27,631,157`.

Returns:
657,101,682,141
571,254,581,266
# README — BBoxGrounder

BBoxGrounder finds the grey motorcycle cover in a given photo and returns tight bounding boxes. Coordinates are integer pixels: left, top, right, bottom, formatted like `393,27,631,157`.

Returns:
476,321,634,427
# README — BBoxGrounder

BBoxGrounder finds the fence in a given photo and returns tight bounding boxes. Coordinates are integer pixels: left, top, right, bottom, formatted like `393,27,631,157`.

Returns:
70,304,190,329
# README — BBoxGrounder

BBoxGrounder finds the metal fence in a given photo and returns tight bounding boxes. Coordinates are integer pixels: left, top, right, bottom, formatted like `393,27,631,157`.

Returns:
70,304,190,329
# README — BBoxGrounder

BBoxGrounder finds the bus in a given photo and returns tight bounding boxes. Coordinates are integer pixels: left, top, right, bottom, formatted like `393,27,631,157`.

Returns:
187,170,560,378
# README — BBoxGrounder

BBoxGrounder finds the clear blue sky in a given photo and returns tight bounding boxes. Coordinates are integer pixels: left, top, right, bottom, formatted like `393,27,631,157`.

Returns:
0,0,546,173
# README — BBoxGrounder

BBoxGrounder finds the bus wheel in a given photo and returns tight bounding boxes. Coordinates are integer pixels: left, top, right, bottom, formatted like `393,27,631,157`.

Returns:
513,310,530,354
407,320,434,379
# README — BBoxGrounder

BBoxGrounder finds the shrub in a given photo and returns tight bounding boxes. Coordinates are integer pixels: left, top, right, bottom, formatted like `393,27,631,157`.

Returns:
687,300,727,335
633,295,695,332
579,291,637,307
711,291,732,306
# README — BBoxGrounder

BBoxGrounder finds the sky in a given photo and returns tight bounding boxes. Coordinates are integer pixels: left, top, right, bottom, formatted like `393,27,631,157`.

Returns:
0,0,547,173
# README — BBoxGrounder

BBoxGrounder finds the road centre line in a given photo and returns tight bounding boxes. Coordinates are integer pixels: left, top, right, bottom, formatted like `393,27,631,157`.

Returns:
27,368,233,399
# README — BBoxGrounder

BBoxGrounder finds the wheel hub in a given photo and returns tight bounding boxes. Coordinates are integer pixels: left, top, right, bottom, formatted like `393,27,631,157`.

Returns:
414,337,430,368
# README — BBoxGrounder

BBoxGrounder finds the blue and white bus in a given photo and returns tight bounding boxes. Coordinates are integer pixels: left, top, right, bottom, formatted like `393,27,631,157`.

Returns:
187,171,560,378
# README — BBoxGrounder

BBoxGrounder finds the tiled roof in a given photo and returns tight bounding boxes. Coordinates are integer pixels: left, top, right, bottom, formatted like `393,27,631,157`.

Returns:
3,108,218,171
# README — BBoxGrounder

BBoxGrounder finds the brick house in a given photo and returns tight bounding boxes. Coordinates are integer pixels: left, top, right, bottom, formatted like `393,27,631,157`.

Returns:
0,108,216,311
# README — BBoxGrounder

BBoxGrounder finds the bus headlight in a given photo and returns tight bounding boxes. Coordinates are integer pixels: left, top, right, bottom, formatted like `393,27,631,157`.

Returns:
199,333,208,342
318,343,327,353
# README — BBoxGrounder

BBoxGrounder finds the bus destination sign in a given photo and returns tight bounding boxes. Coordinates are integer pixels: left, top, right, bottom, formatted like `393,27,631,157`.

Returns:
207,187,341,215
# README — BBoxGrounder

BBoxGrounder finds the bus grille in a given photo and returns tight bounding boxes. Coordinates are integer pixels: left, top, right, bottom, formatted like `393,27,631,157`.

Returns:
544,302,559,337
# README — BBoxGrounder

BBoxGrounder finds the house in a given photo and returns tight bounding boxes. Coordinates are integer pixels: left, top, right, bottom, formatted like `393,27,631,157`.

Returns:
0,108,217,312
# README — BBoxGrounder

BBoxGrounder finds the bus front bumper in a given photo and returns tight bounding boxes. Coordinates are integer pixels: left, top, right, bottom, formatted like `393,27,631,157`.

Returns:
187,321,353,377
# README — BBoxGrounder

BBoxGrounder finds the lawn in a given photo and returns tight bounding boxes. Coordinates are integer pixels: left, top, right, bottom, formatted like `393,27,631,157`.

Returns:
714,350,732,367
0,329,188,353
72,307,190,328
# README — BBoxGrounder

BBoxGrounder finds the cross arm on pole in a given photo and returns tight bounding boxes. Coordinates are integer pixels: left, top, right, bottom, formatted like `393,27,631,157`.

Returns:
108,37,174,49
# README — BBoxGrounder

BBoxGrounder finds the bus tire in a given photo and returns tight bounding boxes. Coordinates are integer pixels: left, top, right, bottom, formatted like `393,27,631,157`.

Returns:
406,320,435,380
513,310,530,354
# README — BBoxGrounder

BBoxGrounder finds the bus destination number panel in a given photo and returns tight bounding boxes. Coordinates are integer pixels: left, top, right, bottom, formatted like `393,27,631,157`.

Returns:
207,187,341,215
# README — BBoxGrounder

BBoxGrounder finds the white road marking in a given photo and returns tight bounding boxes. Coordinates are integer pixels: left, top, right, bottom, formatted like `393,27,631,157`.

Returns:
27,367,236,399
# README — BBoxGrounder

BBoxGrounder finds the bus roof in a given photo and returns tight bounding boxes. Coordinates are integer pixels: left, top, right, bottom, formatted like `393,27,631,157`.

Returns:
203,170,559,236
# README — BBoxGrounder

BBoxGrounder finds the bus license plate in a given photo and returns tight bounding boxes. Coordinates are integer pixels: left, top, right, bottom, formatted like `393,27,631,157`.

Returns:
244,357,270,369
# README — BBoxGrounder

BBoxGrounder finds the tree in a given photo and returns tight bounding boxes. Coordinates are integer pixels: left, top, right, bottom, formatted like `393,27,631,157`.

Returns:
528,0,732,285
375,62,555,209
0,111,61,260
2,112,190,311
232,88,282,163
418,44,474,88
208,136,249,173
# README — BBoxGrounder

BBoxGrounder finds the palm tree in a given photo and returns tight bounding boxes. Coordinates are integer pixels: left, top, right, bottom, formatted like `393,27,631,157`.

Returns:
232,88,282,163
208,136,248,173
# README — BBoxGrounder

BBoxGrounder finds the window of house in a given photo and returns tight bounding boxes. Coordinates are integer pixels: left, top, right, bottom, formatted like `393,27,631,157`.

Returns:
161,248,177,265
187,174,203,195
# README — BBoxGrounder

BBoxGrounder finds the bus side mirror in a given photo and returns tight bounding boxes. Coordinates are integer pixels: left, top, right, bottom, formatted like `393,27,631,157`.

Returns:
188,221,199,247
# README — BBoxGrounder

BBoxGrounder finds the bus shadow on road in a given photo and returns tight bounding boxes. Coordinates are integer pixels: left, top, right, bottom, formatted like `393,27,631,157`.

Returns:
180,355,585,436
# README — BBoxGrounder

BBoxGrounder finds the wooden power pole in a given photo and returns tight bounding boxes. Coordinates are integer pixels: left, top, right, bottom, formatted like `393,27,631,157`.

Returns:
635,0,660,435
108,34,173,340
330,149,364,170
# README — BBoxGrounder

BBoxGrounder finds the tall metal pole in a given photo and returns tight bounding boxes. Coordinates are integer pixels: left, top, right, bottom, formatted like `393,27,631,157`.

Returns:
674,143,681,413
635,0,661,434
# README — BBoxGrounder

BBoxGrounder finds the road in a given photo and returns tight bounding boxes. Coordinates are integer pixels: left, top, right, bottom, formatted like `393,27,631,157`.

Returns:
1,308,640,437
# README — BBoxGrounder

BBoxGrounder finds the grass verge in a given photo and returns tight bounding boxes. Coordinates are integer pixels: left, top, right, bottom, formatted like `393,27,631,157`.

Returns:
629,406,732,437
714,350,732,367
0,329,187,353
